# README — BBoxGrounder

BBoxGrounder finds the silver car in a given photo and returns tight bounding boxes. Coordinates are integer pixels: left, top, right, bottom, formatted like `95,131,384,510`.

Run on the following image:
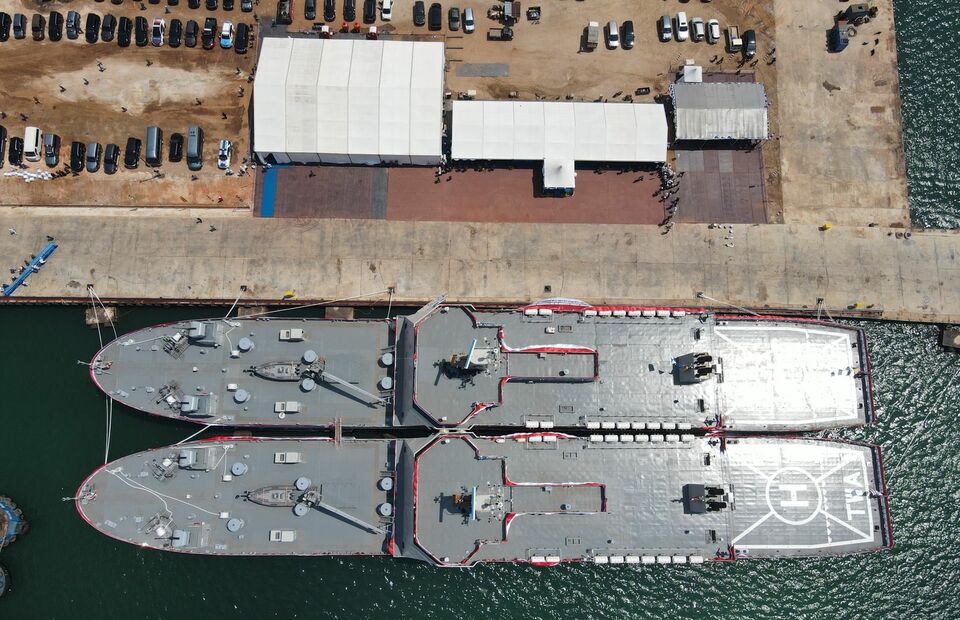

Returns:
43,133,60,167
85,142,102,173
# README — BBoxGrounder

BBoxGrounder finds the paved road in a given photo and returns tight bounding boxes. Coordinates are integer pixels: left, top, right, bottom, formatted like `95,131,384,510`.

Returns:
1,214,957,323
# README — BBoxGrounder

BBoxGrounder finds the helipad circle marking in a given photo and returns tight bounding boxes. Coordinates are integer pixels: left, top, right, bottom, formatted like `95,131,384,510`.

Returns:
764,467,822,526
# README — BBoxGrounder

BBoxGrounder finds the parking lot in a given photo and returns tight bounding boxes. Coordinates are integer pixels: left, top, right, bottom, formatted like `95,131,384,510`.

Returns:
0,0,260,208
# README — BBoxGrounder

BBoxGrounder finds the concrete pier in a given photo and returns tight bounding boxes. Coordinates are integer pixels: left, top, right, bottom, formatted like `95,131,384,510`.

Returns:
0,214,957,323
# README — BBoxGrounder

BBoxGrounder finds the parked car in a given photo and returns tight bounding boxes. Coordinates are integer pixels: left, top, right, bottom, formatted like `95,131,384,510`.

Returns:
621,19,634,49
169,133,184,162
0,126,6,167
381,0,392,21
241,0,254,12
224,0,235,10
69,141,86,173
101,14,117,42
12,14,26,40
276,0,292,25
235,22,248,53
118,16,132,46
201,16,217,48
658,15,672,42
217,139,232,169
675,12,689,42
66,10,80,39
324,0,335,21
104,143,120,174
169,0,181,6
691,17,704,42
448,6,459,30
206,0,218,9
135,16,149,46
43,133,61,167
112,0,123,4
462,6,473,33
31,14,45,41
48,11,64,41
413,0,425,26
151,17,165,46
427,2,440,30
123,137,141,169
707,18,720,44
305,0,316,19
169,18,182,47
0,12,10,42
605,20,618,48
84,13,100,43
743,29,756,58
8,137,23,167
189,0,201,8
361,0,374,23
344,0,356,21
219,20,233,48
185,19,198,47
85,142,102,173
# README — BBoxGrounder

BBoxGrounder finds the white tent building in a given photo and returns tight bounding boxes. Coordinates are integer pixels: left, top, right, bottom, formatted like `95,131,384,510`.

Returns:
451,100,668,192
253,38,445,165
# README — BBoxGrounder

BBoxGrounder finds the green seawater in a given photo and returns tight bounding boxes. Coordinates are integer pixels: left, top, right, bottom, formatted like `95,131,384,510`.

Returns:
3,0,960,617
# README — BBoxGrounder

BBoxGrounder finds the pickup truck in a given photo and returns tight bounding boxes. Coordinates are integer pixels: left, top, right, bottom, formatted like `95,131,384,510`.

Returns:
584,21,598,50
487,26,513,40
726,25,742,52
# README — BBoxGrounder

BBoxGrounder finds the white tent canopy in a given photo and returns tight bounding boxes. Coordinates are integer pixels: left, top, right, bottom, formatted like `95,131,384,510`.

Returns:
253,38,444,165
451,101,668,164
670,82,769,141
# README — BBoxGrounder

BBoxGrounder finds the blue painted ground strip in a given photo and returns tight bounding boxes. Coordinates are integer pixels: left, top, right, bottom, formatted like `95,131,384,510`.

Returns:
260,166,282,218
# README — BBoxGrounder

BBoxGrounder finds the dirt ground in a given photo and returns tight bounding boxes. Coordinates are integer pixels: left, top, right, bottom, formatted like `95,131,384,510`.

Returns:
0,0,267,208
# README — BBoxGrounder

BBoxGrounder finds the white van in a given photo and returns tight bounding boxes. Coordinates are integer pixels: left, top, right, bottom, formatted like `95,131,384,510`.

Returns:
606,20,619,48
23,127,42,162
675,12,689,41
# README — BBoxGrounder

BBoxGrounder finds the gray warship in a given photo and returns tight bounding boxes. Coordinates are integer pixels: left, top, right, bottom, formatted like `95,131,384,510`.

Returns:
79,301,891,565
90,300,875,431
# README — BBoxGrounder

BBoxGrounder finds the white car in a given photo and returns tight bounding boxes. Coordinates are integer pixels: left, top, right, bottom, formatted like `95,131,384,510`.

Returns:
217,139,232,170
381,0,392,20
220,21,234,48
691,17,705,42
606,20,619,48
675,12,689,42
707,19,720,44
151,18,165,47
463,6,474,33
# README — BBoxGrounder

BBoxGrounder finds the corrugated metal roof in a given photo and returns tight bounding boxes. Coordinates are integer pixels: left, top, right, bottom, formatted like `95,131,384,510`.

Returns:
671,82,769,140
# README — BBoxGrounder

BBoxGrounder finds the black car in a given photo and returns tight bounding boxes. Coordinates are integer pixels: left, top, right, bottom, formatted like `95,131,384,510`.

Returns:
169,133,184,162
135,15,148,46
48,11,63,41
447,6,458,30
169,18,182,46
9,137,23,167
104,143,120,174
118,16,132,46
413,1,424,26
13,13,26,39
0,126,6,165
85,13,101,43
66,10,80,39
743,29,757,58
69,141,86,173
0,12,10,42
621,19,634,49
323,0,335,21
276,0,292,25
149,0,160,4
427,2,440,30
111,0,123,5
344,0,356,21
305,0,316,19
242,0,254,12
169,0,180,5
235,22,248,53
224,0,234,10
31,14,45,41
189,0,201,8
123,137,141,169
201,16,216,48
206,0,218,10
362,0,375,23
101,14,117,42
185,19,198,46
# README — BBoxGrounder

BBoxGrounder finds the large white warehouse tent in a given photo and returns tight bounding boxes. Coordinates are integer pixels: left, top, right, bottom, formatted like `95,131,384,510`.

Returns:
253,38,445,165
451,100,668,191
669,82,769,141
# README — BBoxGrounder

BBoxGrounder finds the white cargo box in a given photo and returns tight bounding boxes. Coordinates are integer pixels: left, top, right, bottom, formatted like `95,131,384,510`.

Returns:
279,328,305,341
274,401,302,413
274,451,303,464
269,529,297,542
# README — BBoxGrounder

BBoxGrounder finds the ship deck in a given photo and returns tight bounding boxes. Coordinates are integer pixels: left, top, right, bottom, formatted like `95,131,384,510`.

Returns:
403,306,872,431
76,438,395,556
397,434,891,566
92,318,396,427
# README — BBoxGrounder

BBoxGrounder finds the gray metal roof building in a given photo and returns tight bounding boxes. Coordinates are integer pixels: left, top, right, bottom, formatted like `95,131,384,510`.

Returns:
670,82,769,141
